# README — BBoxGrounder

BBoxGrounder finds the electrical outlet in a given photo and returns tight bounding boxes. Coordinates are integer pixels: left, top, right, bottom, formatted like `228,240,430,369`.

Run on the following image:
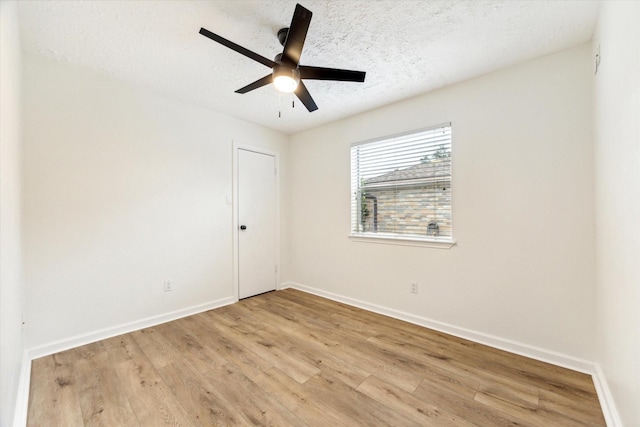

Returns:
410,281,418,294
164,280,173,292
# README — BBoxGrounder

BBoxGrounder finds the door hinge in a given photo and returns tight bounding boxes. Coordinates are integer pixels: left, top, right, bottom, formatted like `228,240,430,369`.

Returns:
275,265,278,273
274,167,278,175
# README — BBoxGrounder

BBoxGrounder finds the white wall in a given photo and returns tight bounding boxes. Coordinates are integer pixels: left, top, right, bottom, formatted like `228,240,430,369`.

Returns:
289,44,596,362
593,2,640,426
0,2,25,426
22,54,289,351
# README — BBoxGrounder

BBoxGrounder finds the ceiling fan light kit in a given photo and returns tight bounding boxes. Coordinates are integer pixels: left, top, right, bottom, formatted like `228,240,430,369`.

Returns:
273,65,300,93
199,3,366,112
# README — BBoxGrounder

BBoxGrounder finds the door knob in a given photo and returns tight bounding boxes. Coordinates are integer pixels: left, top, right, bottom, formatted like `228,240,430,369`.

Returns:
240,225,247,230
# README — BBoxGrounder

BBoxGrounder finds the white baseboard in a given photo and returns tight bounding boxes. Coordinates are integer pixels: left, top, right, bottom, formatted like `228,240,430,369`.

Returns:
280,282,595,374
592,364,623,427
27,296,236,361
20,285,623,427
281,282,627,426
12,350,31,427
16,296,235,427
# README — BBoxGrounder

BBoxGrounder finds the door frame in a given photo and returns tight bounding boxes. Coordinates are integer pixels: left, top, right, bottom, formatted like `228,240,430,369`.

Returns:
232,142,280,301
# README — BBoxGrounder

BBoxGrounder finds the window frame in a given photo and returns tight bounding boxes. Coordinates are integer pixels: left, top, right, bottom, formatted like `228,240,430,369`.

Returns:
349,123,456,249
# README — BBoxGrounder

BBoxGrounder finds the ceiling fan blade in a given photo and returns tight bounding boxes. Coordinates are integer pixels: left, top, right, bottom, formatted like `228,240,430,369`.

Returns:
199,27,275,68
235,74,273,94
294,81,318,112
281,4,312,66
299,66,366,82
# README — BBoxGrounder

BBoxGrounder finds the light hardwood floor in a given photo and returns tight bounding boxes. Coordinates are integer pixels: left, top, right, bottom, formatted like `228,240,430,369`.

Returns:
27,289,606,426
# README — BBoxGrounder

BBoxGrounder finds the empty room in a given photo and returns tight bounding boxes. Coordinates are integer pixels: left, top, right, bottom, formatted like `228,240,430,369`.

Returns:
1,0,638,426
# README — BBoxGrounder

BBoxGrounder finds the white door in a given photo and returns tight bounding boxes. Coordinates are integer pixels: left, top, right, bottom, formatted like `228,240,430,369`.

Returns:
237,149,277,299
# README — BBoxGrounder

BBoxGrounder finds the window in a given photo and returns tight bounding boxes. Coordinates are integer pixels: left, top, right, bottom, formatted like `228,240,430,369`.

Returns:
350,123,453,245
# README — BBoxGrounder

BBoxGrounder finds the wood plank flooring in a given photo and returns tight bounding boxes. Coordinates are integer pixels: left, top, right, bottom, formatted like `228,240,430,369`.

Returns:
27,289,606,426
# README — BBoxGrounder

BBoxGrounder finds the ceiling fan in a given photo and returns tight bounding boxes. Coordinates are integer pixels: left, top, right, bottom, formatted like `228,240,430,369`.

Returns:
199,3,366,112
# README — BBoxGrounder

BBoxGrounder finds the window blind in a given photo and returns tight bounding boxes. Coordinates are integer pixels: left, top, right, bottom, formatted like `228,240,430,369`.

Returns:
350,123,452,241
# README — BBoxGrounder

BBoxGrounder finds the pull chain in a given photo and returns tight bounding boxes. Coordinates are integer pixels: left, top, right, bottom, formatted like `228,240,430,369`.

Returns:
276,93,296,118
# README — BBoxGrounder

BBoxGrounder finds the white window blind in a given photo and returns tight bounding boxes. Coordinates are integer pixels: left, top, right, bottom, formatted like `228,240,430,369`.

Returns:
350,123,452,241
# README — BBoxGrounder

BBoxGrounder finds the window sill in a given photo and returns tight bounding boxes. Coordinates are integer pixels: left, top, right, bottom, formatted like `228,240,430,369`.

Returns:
349,234,456,249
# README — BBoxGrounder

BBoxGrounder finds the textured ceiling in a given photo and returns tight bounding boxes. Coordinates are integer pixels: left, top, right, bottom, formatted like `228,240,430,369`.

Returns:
17,1,599,134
